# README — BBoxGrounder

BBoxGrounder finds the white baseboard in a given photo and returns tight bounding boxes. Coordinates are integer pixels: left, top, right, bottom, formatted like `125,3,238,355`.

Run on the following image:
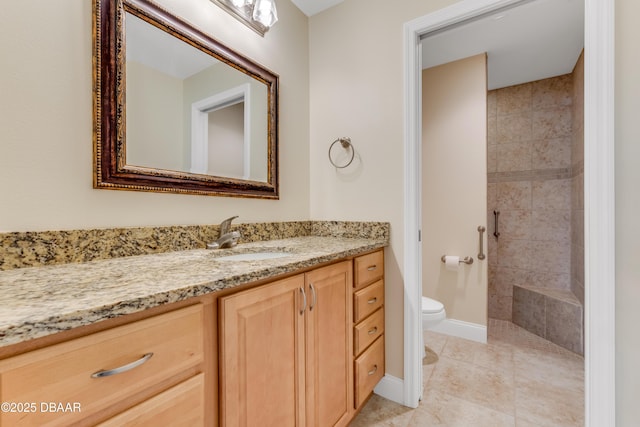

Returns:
373,374,404,405
428,318,487,343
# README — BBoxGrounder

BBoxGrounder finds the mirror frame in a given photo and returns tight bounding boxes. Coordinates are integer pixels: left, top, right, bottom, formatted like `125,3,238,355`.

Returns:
93,0,279,198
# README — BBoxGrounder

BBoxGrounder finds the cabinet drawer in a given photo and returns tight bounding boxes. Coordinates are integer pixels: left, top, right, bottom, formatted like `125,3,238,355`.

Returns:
354,308,384,356
97,373,204,427
353,280,384,323
354,335,384,408
0,304,204,427
354,251,384,289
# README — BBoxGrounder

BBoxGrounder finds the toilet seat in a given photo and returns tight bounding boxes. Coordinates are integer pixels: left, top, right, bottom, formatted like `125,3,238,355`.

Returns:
422,296,444,314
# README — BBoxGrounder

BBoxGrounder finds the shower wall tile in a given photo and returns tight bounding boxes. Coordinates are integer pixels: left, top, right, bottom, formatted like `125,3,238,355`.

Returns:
488,70,582,331
496,113,532,143
496,82,532,116
487,147,497,173
528,271,571,291
498,239,530,270
494,267,528,295
530,210,571,243
532,179,571,210
571,278,585,307
497,181,531,210
489,294,513,321
487,115,497,143
496,142,532,172
570,51,585,313
546,297,583,354
512,286,545,337
529,240,571,275
498,210,531,240
531,137,572,170
532,108,573,140
487,183,498,208
531,74,573,110
488,233,498,267
571,210,584,247
487,91,497,118
571,243,585,288
512,285,583,355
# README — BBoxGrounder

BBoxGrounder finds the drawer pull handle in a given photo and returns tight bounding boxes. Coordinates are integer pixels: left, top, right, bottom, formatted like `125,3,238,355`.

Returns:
367,297,378,304
368,365,378,376
368,327,378,335
367,265,377,271
91,352,154,378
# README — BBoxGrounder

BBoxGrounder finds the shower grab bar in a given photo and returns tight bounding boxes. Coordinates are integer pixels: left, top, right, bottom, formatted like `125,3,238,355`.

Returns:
477,226,486,260
493,210,501,238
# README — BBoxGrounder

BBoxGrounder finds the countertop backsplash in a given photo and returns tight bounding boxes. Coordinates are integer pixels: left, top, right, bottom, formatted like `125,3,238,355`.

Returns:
0,221,389,271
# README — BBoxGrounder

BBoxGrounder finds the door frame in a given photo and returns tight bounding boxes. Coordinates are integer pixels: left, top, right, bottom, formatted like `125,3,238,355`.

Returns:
402,0,615,425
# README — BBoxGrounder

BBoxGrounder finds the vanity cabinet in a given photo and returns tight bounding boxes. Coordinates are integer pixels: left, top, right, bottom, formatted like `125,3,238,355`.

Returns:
0,304,209,427
219,261,353,427
352,250,385,409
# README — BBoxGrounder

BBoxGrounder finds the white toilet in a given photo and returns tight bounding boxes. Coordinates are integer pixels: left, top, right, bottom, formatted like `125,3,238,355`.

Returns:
422,296,446,330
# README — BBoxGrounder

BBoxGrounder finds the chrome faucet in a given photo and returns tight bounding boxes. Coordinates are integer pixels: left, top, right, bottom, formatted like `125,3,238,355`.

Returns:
207,216,241,249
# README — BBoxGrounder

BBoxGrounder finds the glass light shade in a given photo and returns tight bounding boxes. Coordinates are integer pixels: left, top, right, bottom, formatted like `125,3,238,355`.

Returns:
252,0,278,28
231,0,253,7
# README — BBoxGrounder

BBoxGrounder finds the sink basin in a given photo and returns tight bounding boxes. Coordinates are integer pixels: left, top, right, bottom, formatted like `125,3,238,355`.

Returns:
215,251,292,261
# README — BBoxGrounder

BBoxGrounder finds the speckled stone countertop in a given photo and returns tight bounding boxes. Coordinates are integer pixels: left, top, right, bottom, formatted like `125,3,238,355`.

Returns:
0,236,387,348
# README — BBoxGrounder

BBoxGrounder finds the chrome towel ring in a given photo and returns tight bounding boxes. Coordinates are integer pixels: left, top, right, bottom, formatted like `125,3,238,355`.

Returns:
328,137,355,168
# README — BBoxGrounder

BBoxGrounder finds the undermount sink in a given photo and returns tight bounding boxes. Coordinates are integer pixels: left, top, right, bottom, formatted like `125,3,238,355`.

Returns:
214,251,292,261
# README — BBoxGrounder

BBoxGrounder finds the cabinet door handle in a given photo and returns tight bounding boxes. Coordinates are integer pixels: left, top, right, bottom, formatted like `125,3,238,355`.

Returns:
367,265,377,271
367,297,378,305
368,365,378,376
91,352,153,378
309,283,317,311
299,287,307,315
368,327,378,335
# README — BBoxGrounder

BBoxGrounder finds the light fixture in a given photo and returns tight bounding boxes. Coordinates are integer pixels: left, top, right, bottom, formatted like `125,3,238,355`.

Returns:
211,0,278,36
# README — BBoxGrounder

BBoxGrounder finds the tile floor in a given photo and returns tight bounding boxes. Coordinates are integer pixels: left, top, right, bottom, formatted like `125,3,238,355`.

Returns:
350,319,584,426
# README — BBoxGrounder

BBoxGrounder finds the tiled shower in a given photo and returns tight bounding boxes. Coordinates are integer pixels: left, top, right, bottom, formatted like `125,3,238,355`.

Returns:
487,52,584,355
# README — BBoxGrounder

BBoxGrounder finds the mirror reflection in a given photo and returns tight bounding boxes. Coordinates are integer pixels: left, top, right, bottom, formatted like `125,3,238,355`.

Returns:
125,12,269,182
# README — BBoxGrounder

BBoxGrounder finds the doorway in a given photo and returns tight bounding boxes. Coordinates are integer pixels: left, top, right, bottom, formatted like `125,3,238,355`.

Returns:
402,0,615,424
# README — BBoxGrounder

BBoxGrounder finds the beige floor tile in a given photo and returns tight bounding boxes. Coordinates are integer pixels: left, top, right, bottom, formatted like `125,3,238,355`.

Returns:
428,356,515,416
407,389,515,427
441,335,515,373
424,330,448,354
515,377,584,426
350,394,414,427
514,346,584,392
354,321,584,427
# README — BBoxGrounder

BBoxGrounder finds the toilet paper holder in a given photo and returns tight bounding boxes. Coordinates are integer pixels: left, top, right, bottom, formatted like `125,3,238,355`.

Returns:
440,255,474,265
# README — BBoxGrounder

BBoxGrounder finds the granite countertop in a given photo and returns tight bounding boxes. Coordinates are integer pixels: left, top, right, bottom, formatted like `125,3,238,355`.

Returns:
0,236,387,348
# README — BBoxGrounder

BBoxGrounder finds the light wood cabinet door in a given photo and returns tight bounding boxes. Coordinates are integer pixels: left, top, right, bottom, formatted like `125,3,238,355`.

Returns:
305,261,353,427
219,274,306,427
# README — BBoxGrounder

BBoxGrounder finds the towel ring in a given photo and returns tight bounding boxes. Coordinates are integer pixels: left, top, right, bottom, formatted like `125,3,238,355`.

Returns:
328,137,355,169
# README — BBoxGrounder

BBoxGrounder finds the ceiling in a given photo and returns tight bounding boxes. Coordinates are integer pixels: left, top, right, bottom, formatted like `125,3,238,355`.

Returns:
290,0,344,16
291,0,584,91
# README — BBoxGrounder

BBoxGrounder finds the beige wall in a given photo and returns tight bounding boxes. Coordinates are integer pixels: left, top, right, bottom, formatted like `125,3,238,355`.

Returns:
127,61,185,171
615,0,640,424
0,0,309,232
422,54,488,326
309,0,461,379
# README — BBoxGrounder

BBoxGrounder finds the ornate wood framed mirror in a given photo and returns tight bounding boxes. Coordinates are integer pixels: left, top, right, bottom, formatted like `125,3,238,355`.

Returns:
94,0,279,198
